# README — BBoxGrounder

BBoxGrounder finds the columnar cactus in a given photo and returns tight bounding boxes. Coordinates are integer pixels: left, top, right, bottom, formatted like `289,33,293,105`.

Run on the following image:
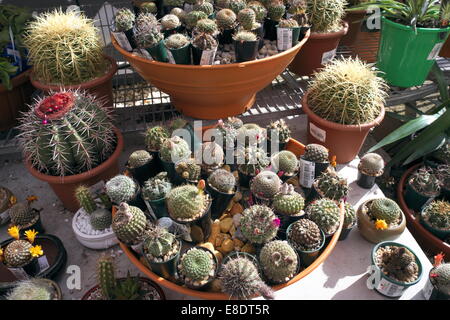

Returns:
266,119,291,144
236,146,270,176
303,144,329,163
90,208,112,230
238,8,257,30
192,33,218,50
314,169,349,201
430,263,450,296
165,33,190,49
175,158,201,181
6,279,53,300
196,19,218,34
288,218,322,251
142,172,172,201
306,198,341,235
111,203,147,244
105,175,137,204
240,205,279,244
9,203,39,227
19,91,116,176
75,186,97,214
409,167,441,197
161,14,181,30
306,0,346,33
3,240,33,267
145,126,169,152
422,200,450,231
114,8,135,32
194,0,214,16
267,0,286,21
272,184,304,216
229,0,247,15
272,150,298,175
179,247,215,281
97,256,116,300
159,136,191,163
247,1,267,23
370,198,402,225
166,184,209,221
207,169,236,194
216,9,237,29
185,10,208,29
359,153,384,177
259,240,298,283
343,202,356,229
143,225,177,259
250,170,282,200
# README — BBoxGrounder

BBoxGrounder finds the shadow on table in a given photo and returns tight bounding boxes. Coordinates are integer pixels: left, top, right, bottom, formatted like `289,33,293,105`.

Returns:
331,275,384,300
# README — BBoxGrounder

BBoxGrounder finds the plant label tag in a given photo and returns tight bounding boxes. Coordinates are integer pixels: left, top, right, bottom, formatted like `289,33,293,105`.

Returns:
422,278,434,300
375,277,405,297
277,28,293,51
299,158,315,188
38,255,50,272
167,50,176,64
9,267,29,280
427,42,444,60
184,3,194,12
112,32,133,51
321,48,336,65
200,48,217,65
6,48,21,60
0,209,10,224
309,122,326,142
138,48,153,60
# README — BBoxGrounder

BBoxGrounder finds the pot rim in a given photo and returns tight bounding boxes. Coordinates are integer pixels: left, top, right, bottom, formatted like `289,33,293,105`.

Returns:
309,21,349,40
420,205,450,234
302,92,386,131
381,15,450,33
358,198,406,232
72,209,116,240
286,221,326,254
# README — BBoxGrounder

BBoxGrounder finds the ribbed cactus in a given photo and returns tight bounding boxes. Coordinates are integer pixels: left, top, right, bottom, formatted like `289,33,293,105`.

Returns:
166,184,209,221
196,18,218,34
175,158,201,181
370,198,402,225
165,33,190,49
250,170,282,200
171,8,187,23
143,225,176,258
6,279,53,300
161,14,181,30
193,0,214,16
288,218,322,251
409,167,441,197
267,0,286,21
141,2,158,13
422,200,450,231
75,185,97,214
134,13,163,48
97,256,116,300
111,203,147,244
145,126,169,152
272,184,304,216
185,10,208,29
259,240,298,283
114,8,135,32
9,202,38,227
278,18,299,28
90,208,112,230
3,240,33,267
142,172,172,201
105,175,137,204
306,198,340,235
272,151,298,175
266,119,291,144
216,9,237,29
237,146,270,176
238,8,257,30
430,263,450,296
247,1,267,22
207,169,236,194
303,144,329,163
195,142,224,170
192,32,218,50
359,153,384,176
229,0,247,14
240,205,279,244
343,202,356,229
179,247,214,281
314,169,349,201
159,136,191,163
306,0,346,33
127,150,153,169
219,254,274,299
19,91,115,176
233,30,258,41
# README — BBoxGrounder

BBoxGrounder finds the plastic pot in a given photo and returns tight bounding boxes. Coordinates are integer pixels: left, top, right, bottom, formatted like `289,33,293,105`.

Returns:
206,182,235,220
111,30,310,119
338,224,354,241
357,171,378,189
192,45,217,65
177,246,218,290
166,43,192,65
148,150,164,175
424,268,450,300
341,9,366,46
24,128,123,213
286,223,325,268
144,239,181,280
145,197,169,219
377,17,450,87
30,55,118,109
146,40,169,63
127,159,155,186
404,183,437,212
420,206,450,241
160,158,178,184
163,26,182,38
252,24,265,49
218,28,234,45
370,241,423,298
302,93,385,164
264,19,278,41
276,26,301,50
127,186,147,212
289,22,348,77
234,39,259,63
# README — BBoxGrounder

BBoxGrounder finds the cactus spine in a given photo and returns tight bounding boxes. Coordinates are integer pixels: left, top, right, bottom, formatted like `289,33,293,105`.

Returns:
105,175,137,204
306,198,340,235
359,153,385,176
179,247,215,282
314,169,349,201
259,240,298,283
111,203,147,244
9,202,39,227
303,144,329,163
216,9,237,29
238,8,257,30
90,208,112,230
143,225,177,260
6,279,54,300
3,240,33,268
240,205,279,244
142,172,172,201
127,150,153,169
430,263,450,296
75,185,97,214
145,126,169,152
159,136,191,163
370,198,402,225
272,150,298,175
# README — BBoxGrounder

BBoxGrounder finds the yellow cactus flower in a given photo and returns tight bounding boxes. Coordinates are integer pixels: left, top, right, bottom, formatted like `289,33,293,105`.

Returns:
375,219,388,230
330,155,337,168
0,248,3,256
8,226,20,240
10,195,17,205
26,195,38,203
29,245,44,258
25,229,38,244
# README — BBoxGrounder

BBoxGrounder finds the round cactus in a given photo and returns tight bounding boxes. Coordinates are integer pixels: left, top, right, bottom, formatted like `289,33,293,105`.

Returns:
90,208,112,230
143,225,177,259
307,0,346,33
216,9,237,29
142,172,172,201
195,142,224,170
179,247,214,281
111,203,147,244
171,7,187,23
250,170,282,200
141,2,158,14
422,200,450,231
343,202,356,229
6,279,54,300
127,150,153,169
159,136,191,163
229,0,247,14
161,14,181,30
75,186,97,214
271,150,298,175
278,18,299,28
314,169,349,201
238,8,257,30
247,1,267,22
267,0,286,21
272,184,304,216
288,218,323,251
236,146,270,176
195,18,218,34
259,240,298,283
370,198,402,225
193,0,214,16
430,263,450,296
303,144,329,163
192,33,218,50
359,153,384,177
237,123,266,146
105,175,137,204
4,240,33,267
175,158,201,181
207,169,236,194
185,10,208,29
266,119,291,144
166,184,209,221
240,205,279,244
306,198,341,235
165,33,190,49
233,30,258,41
145,126,169,152
114,8,135,31
9,202,39,227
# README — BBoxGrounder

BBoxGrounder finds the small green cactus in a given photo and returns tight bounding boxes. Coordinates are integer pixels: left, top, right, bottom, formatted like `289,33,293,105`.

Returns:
272,150,298,175
422,200,450,231
266,119,291,144
370,198,402,225
233,30,258,41
97,256,116,300
105,175,137,204
166,184,209,221
185,10,208,29
196,18,218,34
207,169,236,194
145,126,169,152
9,202,39,227
159,136,191,163
192,32,218,50
171,7,187,23
6,279,54,300
111,203,147,244
359,153,384,177
163,0,184,6
75,186,97,214
409,167,441,197
90,208,112,230
193,0,214,16
278,18,299,28
141,2,158,14
3,240,33,268
306,198,341,235
238,8,257,30
267,0,286,22
229,0,247,15
143,224,177,259
430,263,450,296
161,14,181,30
307,0,346,33
303,144,329,163
142,172,172,201
314,169,349,201
240,205,279,244
179,247,215,282
165,33,190,49
288,218,323,251
247,1,267,22
272,183,304,216
343,202,356,229
237,146,270,176
259,240,298,283
216,8,237,29
127,150,153,169
114,8,135,32
175,158,201,181
250,170,282,200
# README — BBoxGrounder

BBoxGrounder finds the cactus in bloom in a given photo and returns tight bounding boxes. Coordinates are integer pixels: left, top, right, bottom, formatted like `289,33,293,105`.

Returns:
111,203,147,244
233,30,258,41
166,184,209,221
272,184,304,216
259,240,298,283
240,205,279,244
9,202,39,227
359,153,384,177
303,144,329,163
288,218,322,251
370,198,402,225
145,126,169,152
194,0,214,16
267,0,285,21
75,186,97,214
196,19,218,34
90,208,112,230
306,198,340,235
247,1,267,22
185,10,208,29
192,33,218,50
238,8,257,30
127,150,152,169
250,170,282,200
409,167,441,197
272,150,298,175
430,263,450,296
3,240,33,267
142,172,172,201
237,146,270,176
266,119,291,144
165,33,190,49
207,169,236,194
343,202,356,229
105,175,137,204
19,91,115,176
422,200,450,231
97,256,116,299
219,253,274,299
179,247,214,281
6,279,54,300
216,9,237,29
114,8,135,31
307,0,346,33
175,158,201,181
278,18,299,28
159,136,191,163
143,224,176,258
161,14,181,30
314,169,349,201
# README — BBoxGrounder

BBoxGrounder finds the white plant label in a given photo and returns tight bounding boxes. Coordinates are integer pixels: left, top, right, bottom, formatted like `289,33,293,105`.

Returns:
38,255,50,272
277,28,293,51
321,48,336,65
167,50,176,64
309,122,326,142
112,32,132,51
299,158,315,188
366,265,404,297
427,42,444,60
184,4,194,13
200,48,217,65
422,278,434,300
138,48,153,60
9,267,29,280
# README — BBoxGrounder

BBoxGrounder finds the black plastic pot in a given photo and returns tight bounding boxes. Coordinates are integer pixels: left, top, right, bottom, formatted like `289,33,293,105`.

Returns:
144,239,181,281
206,182,235,220
266,140,287,156
163,25,183,38
238,169,255,189
218,28,234,45
252,24,265,50
148,150,164,176
192,45,217,65
299,26,310,41
404,183,435,212
163,5,177,15
124,28,137,49
127,185,147,212
17,211,45,236
357,171,377,189
287,223,325,268
420,207,450,241
127,160,155,186
5,258,39,279
338,224,354,241
146,40,169,62
145,197,169,220
276,212,305,240
426,269,450,300
160,159,177,184
264,19,278,41
234,39,259,63
167,43,192,65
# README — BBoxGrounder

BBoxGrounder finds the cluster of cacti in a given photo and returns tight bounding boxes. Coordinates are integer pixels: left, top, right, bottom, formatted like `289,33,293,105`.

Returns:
141,2,158,13
165,33,190,49
111,203,147,244
185,10,209,29
178,247,215,283
75,186,97,214
278,18,299,28
143,224,178,260
233,30,258,41
166,184,209,221
238,8,257,30
127,150,153,169
259,240,298,283
370,198,402,225
267,0,286,21
175,158,201,181
409,167,441,196
314,169,349,201
207,169,236,194
193,32,218,50
114,8,135,32
229,0,247,15
105,175,138,204
303,144,329,163
19,91,116,176
196,18,218,34
266,119,291,144
9,202,38,228
216,9,237,29
272,183,304,216
171,7,187,23
195,142,225,170
134,13,163,48
250,170,282,200
247,1,267,22
422,200,450,231
224,117,244,129
376,246,419,283
3,239,33,267
194,0,214,16
219,254,274,299
145,126,169,152
288,218,322,251
240,205,279,244
6,279,54,300
272,150,298,175
142,172,172,201
75,185,112,230
430,262,450,296
343,202,356,229
359,153,384,177
159,136,191,163
90,208,113,231
236,146,270,176
307,57,388,125
306,198,340,235
161,14,181,30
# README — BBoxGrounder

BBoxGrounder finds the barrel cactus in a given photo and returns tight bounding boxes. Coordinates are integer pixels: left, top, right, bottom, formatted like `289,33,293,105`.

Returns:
178,247,215,283
6,279,54,300
185,10,208,29
267,0,286,22
272,183,305,216
194,0,214,16
19,91,116,176
3,240,33,267
278,18,299,28
196,18,218,34
238,8,257,30
216,9,237,29
207,169,236,194
303,144,329,163
422,200,450,231
237,146,270,176
165,33,190,49
159,136,191,163
111,203,147,244
233,30,258,41
175,158,201,181
90,208,112,230
288,218,323,251
271,150,298,175
259,240,298,283
266,119,291,144
250,170,282,200
314,169,349,201
247,1,267,23
145,126,169,152
161,14,181,30
240,205,279,244
142,172,172,201
127,150,153,169
9,202,39,228
306,0,346,33
359,153,384,177
114,8,135,32
105,175,138,204
75,185,97,214
376,245,419,283
143,225,178,260
229,0,247,15
166,183,209,222
370,198,402,225
430,262,450,296
306,198,341,235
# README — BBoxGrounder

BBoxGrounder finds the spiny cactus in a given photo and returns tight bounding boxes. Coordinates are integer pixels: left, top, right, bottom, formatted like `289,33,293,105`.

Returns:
272,184,304,216
192,32,218,50
288,218,322,251
359,153,384,176
408,167,441,197
142,172,172,201
343,202,356,229
111,203,147,244
90,208,112,230
216,119,239,148
224,117,243,129
292,12,309,26
143,224,177,259
259,240,298,283
6,279,54,300
179,247,215,282
195,142,224,170
195,18,218,34
175,158,201,181
307,57,388,125
127,150,153,169
267,119,291,144
422,200,450,231
19,91,116,176
105,175,137,205
240,205,279,244
238,8,257,30
194,0,214,16
141,2,158,13
247,1,267,22
99,193,113,210
207,169,236,194
237,123,266,146
216,8,237,29
161,14,181,30
306,0,346,33
134,13,162,49
164,0,184,6
377,246,419,283
430,263,450,296
250,170,282,200
75,186,97,214
370,198,402,225
314,169,349,201
165,33,190,49
272,150,298,175
3,240,33,267
23,9,106,85
303,144,329,163
306,198,340,235
219,254,274,299
287,0,307,14
159,136,191,163
114,8,135,32
278,18,299,28
171,7,187,23
166,184,209,221
185,10,208,29
145,126,169,152
9,202,39,227
97,256,116,299
236,146,270,176
233,30,258,41
267,0,286,22
229,0,247,15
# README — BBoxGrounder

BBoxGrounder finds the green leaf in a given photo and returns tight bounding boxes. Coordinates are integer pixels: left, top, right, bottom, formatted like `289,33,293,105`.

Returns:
431,61,449,102
402,133,447,165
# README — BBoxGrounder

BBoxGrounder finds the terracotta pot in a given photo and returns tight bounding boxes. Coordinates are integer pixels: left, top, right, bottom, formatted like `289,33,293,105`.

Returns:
302,93,385,164
0,69,34,131
357,199,406,244
288,22,348,77
350,29,380,64
111,30,310,119
341,10,366,46
24,128,124,213
439,36,450,58
30,55,117,109
397,163,450,257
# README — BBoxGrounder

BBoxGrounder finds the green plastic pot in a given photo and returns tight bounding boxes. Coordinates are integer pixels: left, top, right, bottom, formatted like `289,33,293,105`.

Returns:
166,43,192,65
286,222,325,268
146,40,169,63
420,206,450,241
145,197,169,219
377,17,450,87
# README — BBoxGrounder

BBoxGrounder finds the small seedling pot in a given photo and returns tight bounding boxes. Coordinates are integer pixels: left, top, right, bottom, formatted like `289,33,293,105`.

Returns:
423,268,450,300
144,238,181,280
177,246,218,290
264,18,278,41
166,43,192,65
126,159,155,186
251,24,265,50
234,39,259,63
144,197,169,219
206,182,236,220
192,45,218,65
357,171,377,189
404,183,436,212
286,222,325,268
218,28,234,45
338,223,354,241
145,40,169,62
420,206,450,241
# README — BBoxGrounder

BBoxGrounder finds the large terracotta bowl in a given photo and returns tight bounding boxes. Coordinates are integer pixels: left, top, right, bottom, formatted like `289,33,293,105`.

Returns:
111,30,310,120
